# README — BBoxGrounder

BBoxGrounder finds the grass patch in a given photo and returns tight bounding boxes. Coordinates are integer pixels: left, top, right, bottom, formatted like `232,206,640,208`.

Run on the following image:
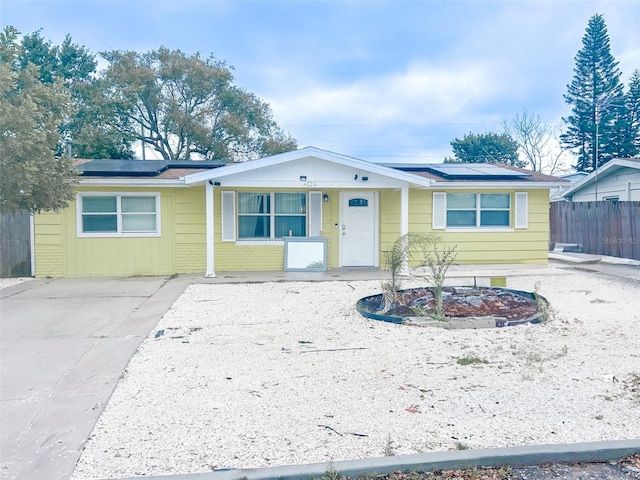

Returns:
321,462,344,480
456,356,488,366
383,434,396,456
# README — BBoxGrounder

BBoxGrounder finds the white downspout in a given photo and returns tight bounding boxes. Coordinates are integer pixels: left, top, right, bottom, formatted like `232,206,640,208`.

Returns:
400,185,410,275
205,181,216,277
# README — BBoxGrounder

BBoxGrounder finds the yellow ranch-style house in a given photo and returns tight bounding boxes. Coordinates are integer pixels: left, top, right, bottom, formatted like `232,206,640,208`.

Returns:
33,147,568,277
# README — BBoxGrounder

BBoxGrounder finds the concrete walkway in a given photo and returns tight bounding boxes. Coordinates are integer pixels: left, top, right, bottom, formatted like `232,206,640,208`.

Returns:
1,261,637,480
548,253,640,282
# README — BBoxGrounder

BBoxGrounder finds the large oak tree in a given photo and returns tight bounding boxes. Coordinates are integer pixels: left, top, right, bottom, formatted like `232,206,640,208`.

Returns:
101,47,296,161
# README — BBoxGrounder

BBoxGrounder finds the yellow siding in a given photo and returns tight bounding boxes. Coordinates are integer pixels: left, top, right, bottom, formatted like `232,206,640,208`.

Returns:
174,187,206,273
34,211,64,276
34,244,64,277
379,190,402,252
33,186,205,277
67,187,175,276
379,188,550,265
34,224,61,235
215,244,285,271
34,184,551,277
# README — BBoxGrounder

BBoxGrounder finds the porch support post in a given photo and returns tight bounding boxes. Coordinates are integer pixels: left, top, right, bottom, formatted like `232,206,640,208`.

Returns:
205,181,216,278
400,185,410,275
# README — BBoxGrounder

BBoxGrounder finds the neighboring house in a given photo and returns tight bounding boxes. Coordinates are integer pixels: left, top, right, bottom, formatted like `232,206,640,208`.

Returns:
33,147,567,277
562,157,640,202
549,172,588,202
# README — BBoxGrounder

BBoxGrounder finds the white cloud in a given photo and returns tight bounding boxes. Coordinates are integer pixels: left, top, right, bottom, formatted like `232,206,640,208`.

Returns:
263,61,503,161
269,60,496,126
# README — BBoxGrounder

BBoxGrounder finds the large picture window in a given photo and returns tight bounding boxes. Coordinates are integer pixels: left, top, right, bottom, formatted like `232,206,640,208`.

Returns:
446,193,510,228
238,192,307,239
78,193,160,237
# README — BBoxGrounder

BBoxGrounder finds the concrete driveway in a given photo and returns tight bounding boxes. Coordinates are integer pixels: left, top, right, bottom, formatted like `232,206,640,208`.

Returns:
0,276,192,480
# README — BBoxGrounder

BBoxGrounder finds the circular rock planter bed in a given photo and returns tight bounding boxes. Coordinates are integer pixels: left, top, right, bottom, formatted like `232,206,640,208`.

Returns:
356,286,549,328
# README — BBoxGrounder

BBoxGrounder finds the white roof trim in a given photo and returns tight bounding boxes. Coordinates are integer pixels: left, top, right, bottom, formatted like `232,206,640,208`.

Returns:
430,181,566,189
562,157,640,198
184,146,432,188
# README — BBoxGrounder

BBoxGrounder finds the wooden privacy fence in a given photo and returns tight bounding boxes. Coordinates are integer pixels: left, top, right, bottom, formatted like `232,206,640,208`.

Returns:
0,209,31,277
550,201,640,261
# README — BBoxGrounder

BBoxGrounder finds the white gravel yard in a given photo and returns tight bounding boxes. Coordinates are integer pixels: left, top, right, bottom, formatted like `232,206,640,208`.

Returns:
72,267,640,479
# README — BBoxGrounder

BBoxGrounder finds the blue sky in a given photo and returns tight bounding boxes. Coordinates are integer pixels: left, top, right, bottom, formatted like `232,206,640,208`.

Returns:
3,0,640,165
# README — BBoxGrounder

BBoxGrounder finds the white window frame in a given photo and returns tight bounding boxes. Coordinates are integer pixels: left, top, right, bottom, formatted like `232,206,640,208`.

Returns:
223,190,324,244
236,191,308,241
441,192,515,232
445,192,513,231
76,192,161,238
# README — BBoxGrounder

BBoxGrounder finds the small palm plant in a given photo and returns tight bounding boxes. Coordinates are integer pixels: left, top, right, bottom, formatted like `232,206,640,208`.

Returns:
380,233,437,313
419,242,458,320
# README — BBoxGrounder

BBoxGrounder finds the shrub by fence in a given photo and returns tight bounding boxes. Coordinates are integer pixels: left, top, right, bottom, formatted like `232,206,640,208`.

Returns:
0,209,31,277
550,201,640,261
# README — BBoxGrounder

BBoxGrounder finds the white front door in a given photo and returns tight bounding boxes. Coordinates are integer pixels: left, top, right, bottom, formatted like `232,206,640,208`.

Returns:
340,191,377,267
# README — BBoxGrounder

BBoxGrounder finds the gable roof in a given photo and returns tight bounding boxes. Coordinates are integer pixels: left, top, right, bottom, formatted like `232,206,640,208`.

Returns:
183,146,434,188
71,148,571,189
562,157,640,198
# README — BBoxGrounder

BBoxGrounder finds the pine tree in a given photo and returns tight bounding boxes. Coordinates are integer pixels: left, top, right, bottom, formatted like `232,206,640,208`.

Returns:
562,14,625,172
606,70,640,160
625,70,640,153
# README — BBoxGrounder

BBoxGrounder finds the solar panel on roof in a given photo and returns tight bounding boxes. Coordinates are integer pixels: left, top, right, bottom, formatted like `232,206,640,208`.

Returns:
77,160,167,176
425,164,531,178
376,163,433,170
379,162,532,178
77,159,226,176
168,160,226,168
